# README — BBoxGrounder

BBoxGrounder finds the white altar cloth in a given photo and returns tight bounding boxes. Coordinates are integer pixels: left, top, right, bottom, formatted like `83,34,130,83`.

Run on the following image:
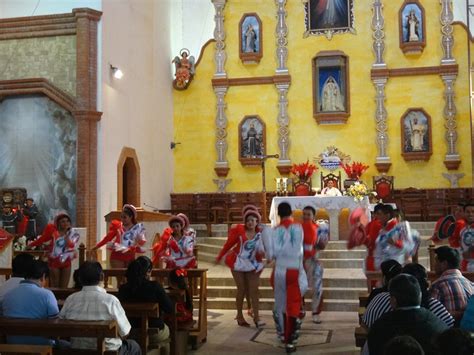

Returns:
269,196,370,240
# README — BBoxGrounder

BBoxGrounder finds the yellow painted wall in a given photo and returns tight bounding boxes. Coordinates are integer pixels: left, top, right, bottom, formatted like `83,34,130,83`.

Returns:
173,1,473,193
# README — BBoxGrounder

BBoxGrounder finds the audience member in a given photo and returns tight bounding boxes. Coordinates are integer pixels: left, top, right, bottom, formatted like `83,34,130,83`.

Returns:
368,274,447,355
2,259,59,346
363,263,454,328
430,246,474,321
0,253,34,313
384,335,425,355
434,328,474,355
118,256,173,351
59,261,141,355
366,259,402,306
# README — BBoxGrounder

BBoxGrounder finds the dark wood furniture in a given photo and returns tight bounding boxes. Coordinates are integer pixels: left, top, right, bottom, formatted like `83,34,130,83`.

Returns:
0,318,118,354
320,171,342,191
0,344,52,354
372,175,394,200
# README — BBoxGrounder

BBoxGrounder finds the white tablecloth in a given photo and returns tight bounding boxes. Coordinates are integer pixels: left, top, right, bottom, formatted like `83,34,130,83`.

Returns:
269,196,370,240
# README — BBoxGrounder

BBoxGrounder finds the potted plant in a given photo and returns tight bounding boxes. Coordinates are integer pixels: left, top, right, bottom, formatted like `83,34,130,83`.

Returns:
290,161,317,196
340,161,369,189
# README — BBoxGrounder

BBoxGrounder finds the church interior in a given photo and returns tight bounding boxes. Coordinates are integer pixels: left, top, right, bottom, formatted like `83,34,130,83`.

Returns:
1,0,474,354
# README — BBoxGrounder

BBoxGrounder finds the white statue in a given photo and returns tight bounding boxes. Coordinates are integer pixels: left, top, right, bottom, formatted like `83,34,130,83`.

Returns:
406,9,420,42
409,115,427,151
321,76,345,112
244,24,257,53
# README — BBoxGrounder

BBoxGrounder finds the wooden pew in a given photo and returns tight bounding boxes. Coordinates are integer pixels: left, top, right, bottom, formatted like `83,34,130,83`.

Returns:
103,268,208,349
0,344,52,354
0,318,118,354
355,326,368,348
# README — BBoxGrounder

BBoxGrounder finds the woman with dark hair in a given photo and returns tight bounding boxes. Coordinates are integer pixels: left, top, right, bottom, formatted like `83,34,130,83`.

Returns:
118,256,173,352
367,259,402,306
216,205,265,328
92,204,146,268
27,212,80,287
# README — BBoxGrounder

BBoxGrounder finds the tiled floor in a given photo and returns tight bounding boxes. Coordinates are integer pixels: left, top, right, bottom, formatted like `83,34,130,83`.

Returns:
190,310,360,354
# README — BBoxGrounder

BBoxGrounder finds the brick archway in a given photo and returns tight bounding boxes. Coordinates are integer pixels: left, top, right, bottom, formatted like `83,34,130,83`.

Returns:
117,147,141,209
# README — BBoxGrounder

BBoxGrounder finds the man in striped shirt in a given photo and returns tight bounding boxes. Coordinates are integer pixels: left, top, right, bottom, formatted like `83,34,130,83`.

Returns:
430,246,474,321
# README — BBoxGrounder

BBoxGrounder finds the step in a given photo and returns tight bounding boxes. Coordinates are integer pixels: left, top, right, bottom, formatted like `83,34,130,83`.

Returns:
207,275,367,288
202,297,359,312
318,258,364,268
206,286,366,300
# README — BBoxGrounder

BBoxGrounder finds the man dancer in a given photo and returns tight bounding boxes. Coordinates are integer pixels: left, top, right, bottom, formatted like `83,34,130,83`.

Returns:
302,206,329,324
22,198,39,241
263,202,307,353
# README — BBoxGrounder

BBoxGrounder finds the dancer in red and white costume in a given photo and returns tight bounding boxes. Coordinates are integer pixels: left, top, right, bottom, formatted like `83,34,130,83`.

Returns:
28,212,80,287
447,203,474,271
177,213,196,241
216,206,265,328
93,204,146,268
302,206,329,324
152,215,196,269
263,202,307,353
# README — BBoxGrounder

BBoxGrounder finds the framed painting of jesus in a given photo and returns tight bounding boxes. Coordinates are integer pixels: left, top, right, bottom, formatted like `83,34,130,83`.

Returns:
304,0,355,40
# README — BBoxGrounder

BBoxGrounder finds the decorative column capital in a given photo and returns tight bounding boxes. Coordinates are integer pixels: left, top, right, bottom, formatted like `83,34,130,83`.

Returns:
371,0,386,69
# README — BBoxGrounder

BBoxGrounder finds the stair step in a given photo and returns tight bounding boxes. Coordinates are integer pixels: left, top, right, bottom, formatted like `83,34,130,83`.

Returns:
207,276,367,288
205,286,366,300
201,297,359,312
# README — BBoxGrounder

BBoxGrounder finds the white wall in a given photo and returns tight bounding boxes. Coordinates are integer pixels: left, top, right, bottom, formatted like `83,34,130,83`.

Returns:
454,0,474,35
98,0,174,239
170,0,214,76
0,0,101,17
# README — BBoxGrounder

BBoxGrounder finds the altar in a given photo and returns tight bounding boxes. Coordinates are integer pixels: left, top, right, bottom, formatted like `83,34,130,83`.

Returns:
269,196,370,240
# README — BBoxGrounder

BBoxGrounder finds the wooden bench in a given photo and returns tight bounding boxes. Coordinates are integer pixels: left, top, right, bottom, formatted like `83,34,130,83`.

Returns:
355,326,368,348
0,318,118,354
103,268,208,349
0,344,52,354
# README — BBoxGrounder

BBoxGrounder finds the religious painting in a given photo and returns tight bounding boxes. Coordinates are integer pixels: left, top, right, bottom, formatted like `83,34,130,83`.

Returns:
401,108,432,161
399,0,426,55
303,0,356,40
239,115,265,166
239,13,262,64
312,51,350,124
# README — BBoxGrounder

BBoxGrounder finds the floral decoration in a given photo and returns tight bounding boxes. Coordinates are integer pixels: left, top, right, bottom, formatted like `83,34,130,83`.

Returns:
345,182,377,202
290,160,317,183
340,161,369,180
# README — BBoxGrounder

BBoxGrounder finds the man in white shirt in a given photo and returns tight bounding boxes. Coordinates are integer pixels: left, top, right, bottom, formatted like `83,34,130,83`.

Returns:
59,262,141,355
320,179,342,197
0,253,34,314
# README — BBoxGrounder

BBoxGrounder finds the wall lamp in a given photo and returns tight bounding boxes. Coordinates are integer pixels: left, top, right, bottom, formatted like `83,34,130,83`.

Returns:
110,64,123,79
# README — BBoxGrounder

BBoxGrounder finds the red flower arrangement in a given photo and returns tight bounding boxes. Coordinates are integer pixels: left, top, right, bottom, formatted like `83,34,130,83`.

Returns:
340,161,369,180
290,160,317,182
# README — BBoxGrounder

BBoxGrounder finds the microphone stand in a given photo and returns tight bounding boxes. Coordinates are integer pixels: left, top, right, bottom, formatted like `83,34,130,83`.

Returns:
255,153,279,223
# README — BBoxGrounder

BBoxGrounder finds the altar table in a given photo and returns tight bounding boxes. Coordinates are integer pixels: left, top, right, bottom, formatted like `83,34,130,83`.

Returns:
269,196,370,240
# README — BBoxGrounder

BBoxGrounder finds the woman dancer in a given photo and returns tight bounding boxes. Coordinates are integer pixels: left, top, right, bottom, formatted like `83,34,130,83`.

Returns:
216,206,265,328
92,204,146,268
152,215,196,269
28,212,80,287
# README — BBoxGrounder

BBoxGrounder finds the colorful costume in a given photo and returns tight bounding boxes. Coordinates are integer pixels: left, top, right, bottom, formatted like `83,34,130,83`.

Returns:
448,219,474,271
374,219,417,270
302,220,329,316
153,216,196,269
262,219,308,349
95,220,146,264
216,224,264,272
29,222,80,269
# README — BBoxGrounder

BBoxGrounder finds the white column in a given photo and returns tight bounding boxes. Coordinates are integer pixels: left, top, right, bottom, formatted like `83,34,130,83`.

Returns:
212,0,227,78
275,0,288,75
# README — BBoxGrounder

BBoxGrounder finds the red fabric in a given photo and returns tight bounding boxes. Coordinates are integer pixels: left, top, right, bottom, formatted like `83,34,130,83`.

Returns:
348,224,366,250
461,259,468,272
302,221,318,259
0,229,13,251
375,182,391,199
315,0,328,15
16,212,28,236
152,228,173,265
449,219,467,249
216,224,263,269
280,218,295,228
29,224,73,268
94,220,122,249
285,269,302,318
432,217,444,243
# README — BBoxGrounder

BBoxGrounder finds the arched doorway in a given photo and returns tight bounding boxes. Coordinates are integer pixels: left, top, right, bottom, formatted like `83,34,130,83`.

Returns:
117,147,141,209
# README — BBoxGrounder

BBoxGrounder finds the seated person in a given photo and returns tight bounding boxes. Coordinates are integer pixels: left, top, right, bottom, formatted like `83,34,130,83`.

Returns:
364,263,454,328
118,256,173,350
435,328,474,355
368,274,448,355
0,253,34,313
59,261,140,355
2,259,59,346
384,335,425,355
366,259,402,306
430,246,474,321
320,179,342,197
